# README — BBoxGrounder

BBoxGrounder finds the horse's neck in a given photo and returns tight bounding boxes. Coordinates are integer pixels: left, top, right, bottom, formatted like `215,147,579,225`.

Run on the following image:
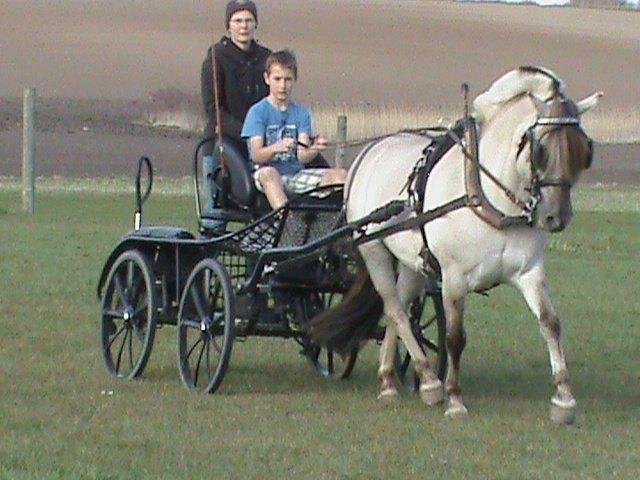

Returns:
472,100,535,216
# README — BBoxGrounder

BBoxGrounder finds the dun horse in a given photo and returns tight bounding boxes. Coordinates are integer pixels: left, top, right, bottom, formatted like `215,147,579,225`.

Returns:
310,67,601,424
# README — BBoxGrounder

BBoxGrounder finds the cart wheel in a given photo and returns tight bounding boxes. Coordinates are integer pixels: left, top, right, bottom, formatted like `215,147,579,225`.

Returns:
303,292,358,379
305,341,358,379
395,289,447,391
101,249,158,379
177,258,234,393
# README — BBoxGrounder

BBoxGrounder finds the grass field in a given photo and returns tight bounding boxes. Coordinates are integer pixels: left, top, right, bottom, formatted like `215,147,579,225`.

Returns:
1,185,638,479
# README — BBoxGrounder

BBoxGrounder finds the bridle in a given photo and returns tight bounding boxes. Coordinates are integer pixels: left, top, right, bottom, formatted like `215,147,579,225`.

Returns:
509,97,593,223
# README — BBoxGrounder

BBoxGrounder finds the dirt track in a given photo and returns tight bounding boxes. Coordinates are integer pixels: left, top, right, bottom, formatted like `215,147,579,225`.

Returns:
2,1,639,107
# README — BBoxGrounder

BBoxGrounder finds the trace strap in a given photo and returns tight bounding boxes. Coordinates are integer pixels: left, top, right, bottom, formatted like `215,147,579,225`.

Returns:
353,196,470,246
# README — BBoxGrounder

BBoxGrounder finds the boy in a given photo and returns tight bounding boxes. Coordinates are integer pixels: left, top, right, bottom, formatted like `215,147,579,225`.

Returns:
241,50,347,209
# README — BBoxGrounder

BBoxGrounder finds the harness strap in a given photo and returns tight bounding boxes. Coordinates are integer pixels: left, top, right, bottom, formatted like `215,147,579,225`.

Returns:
354,195,469,246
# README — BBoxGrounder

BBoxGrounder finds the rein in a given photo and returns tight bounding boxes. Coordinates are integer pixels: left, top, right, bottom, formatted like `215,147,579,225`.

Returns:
298,126,447,152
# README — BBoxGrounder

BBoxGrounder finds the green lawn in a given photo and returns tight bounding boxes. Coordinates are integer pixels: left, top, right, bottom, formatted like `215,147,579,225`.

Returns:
0,186,638,479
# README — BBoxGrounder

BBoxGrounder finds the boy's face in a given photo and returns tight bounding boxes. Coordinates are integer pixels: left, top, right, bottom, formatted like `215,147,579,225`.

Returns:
264,64,295,103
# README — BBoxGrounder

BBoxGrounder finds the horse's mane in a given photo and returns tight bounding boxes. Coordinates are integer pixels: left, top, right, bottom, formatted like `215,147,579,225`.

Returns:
473,66,566,124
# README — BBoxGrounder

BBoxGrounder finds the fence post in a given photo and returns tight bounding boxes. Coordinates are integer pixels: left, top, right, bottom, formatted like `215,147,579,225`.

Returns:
334,114,347,168
22,87,36,214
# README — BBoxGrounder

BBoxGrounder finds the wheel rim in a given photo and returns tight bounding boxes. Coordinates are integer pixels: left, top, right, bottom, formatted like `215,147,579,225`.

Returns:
101,250,156,379
178,258,234,393
395,291,447,391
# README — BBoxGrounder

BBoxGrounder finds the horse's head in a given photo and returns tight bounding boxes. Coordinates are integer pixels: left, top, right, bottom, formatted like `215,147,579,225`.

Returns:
518,91,600,232
474,66,602,232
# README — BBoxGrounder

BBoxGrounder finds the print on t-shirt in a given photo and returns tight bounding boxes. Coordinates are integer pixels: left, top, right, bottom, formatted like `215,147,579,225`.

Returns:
266,124,298,165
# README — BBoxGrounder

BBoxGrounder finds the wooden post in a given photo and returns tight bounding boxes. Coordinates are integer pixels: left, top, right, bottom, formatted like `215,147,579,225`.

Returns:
22,88,36,214
334,114,347,168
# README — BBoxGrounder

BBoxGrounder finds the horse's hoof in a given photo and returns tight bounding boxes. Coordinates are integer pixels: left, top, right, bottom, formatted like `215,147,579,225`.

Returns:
550,398,577,425
377,388,399,403
419,381,444,405
444,402,469,418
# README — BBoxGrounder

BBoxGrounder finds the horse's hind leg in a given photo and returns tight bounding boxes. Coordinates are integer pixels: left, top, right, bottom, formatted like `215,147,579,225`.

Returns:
359,242,443,405
515,267,577,424
377,265,425,401
377,324,400,401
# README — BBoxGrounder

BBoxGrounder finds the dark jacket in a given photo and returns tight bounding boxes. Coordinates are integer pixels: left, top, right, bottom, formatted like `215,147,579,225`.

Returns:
201,36,271,155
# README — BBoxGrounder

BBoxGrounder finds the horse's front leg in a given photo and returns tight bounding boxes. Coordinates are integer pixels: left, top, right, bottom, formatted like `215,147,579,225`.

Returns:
515,266,577,425
441,288,469,418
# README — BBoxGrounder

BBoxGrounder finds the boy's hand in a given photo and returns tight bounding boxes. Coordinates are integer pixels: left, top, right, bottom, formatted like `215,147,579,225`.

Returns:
271,137,295,154
313,135,328,150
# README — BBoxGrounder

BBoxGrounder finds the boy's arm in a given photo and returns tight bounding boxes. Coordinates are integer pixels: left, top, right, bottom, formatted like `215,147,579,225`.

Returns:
249,136,295,165
297,133,327,164
296,109,325,164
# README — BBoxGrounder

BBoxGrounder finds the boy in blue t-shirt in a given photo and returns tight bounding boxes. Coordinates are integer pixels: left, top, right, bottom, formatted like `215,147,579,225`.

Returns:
241,50,346,209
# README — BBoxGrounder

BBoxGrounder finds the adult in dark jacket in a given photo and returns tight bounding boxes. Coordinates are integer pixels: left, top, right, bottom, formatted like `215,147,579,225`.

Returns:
201,1,270,225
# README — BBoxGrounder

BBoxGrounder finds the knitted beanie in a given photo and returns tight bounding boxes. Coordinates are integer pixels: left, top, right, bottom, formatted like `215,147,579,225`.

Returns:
225,0,258,28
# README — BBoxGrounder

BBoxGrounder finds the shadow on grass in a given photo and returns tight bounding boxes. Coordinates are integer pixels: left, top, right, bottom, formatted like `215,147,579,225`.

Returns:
139,355,371,396
463,364,639,407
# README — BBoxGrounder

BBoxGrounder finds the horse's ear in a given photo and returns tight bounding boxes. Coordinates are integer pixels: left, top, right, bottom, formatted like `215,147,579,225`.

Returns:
576,92,603,115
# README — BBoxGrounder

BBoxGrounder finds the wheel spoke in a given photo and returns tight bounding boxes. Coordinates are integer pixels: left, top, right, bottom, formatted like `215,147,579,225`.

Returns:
327,350,334,373
129,268,143,304
185,336,203,362
132,300,149,318
193,338,207,387
206,334,212,378
103,309,124,319
128,321,134,369
115,326,131,374
181,318,201,330
113,273,128,307
207,329,222,354
422,338,439,353
189,284,207,321
421,314,437,329
208,282,222,315
106,324,127,350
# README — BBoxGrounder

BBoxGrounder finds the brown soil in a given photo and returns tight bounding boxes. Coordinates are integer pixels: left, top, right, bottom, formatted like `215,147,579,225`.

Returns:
1,1,638,182
2,1,638,106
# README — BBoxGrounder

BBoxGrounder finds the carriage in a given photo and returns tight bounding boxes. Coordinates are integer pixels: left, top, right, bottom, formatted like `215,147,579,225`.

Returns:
96,138,447,393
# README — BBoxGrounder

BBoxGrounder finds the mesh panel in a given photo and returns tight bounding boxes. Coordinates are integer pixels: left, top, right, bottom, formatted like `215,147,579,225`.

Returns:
218,250,247,288
227,208,286,253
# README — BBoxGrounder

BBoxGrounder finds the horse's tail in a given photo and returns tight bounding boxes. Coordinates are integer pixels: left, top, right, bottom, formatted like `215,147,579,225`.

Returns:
308,253,383,355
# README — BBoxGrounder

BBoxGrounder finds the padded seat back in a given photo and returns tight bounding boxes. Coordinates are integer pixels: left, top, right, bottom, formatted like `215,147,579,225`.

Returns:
212,139,256,208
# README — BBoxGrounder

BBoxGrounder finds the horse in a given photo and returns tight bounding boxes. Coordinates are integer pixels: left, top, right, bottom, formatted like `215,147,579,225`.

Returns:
309,67,601,424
